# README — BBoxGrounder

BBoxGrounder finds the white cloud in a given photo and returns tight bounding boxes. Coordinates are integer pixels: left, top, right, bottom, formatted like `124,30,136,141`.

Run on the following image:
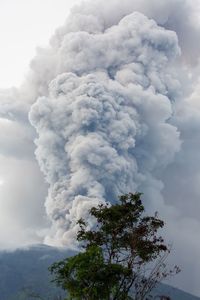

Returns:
0,154,48,249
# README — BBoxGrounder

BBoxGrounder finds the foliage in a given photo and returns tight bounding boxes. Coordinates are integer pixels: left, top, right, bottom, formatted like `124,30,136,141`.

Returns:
50,193,180,300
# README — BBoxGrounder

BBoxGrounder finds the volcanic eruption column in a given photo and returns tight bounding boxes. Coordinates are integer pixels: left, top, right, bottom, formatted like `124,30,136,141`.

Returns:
29,11,181,247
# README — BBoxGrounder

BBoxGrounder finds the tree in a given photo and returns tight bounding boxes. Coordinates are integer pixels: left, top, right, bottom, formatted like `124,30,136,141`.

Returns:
50,193,180,300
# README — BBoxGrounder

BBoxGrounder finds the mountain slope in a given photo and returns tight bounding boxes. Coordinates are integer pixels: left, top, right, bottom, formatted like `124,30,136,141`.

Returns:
0,245,198,300
0,245,68,300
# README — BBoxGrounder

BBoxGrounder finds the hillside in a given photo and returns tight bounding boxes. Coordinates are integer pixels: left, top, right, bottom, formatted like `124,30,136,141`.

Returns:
0,244,68,300
0,245,199,300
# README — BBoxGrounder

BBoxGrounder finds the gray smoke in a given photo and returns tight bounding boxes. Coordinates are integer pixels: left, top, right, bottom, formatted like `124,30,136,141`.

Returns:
28,1,200,295
1,0,200,295
29,11,181,246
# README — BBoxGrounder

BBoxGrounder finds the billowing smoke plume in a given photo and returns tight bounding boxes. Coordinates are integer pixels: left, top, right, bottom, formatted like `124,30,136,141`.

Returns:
29,11,181,246
2,0,200,295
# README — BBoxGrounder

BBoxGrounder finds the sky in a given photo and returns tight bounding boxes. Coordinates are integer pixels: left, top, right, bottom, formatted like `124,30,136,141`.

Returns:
1,0,200,297
0,0,81,249
0,0,81,88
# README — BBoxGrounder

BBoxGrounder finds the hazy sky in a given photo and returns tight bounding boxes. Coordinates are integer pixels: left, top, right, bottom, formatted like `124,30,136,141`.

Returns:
0,0,82,247
0,0,81,88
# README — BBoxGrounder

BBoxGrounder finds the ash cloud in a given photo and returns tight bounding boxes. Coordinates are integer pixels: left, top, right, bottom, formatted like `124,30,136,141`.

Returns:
29,12,181,247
